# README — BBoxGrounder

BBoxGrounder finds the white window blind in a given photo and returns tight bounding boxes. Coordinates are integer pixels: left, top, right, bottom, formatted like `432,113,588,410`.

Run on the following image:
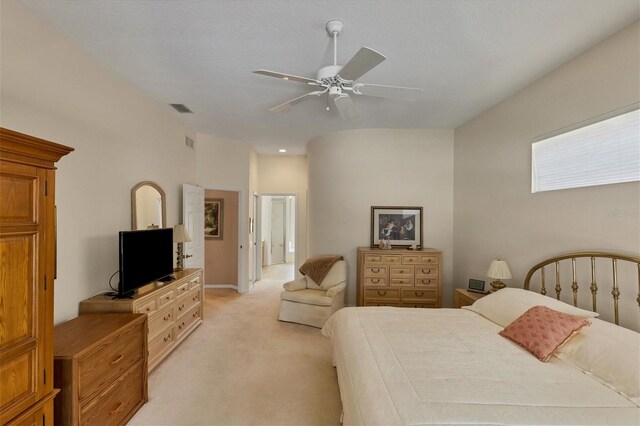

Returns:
532,105,640,193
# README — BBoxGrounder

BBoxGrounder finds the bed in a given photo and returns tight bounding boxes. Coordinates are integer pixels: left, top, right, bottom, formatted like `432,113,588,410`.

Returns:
321,252,640,425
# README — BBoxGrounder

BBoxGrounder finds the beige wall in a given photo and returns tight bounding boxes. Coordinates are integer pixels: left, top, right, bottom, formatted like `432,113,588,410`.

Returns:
308,129,454,306
453,21,640,329
257,155,308,274
204,190,239,285
1,0,197,325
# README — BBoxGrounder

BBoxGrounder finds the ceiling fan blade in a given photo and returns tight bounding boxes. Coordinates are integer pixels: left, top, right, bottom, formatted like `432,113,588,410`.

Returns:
269,91,324,112
334,94,358,120
253,69,319,85
337,47,386,82
352,83,423,100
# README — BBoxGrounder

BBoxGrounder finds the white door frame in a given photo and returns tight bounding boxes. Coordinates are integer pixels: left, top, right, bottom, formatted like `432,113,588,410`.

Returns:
254,193,298,279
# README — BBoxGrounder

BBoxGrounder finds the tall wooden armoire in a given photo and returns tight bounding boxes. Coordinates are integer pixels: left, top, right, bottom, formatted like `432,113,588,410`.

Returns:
0,128,73,425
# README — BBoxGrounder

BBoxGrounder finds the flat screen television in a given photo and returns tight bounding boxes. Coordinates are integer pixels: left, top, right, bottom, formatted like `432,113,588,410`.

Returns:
118,228,173,298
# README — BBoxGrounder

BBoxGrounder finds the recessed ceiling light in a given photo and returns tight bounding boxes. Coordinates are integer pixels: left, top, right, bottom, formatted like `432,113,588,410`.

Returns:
279,149,287,153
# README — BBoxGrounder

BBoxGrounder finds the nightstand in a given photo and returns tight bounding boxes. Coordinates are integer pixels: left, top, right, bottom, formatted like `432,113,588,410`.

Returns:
454,288,487,308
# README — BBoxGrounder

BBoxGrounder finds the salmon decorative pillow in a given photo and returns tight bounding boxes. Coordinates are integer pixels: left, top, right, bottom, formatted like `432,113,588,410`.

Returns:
499,305,590,362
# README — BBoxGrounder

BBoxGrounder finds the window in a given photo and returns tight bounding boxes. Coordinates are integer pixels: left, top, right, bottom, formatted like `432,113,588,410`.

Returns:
531,104,639,193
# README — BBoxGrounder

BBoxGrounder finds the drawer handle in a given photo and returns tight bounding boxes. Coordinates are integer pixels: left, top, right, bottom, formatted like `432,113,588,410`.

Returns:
165,295,171,300
408,258,414,262
163,334,171,342
415,291,424,297
110,354,124,365
371,278,380,284
399,270,404,274
164,313,172,321
145,307,151,312
377,291,387,296
110,402,125,416
193,294,199,301
423,269,431,274
193,310,199,318
179,321,185,330
372,268,380,273
178,304,185,311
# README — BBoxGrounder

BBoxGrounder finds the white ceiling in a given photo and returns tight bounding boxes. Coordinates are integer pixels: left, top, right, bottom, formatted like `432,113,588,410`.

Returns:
18,0,639,154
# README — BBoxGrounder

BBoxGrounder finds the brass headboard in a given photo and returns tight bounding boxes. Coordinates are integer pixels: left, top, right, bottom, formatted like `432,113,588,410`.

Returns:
524,252,640,325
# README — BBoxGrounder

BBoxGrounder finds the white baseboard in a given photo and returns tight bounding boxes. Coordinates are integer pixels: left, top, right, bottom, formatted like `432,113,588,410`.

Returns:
204,284,239,290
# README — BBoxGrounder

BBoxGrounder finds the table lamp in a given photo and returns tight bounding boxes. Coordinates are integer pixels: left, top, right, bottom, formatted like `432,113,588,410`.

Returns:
173,224,192,271
487,259,512,292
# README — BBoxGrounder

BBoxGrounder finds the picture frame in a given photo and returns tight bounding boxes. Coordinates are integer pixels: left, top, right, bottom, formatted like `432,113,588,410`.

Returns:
468,279,486,293
370,206,423,248
204,198,224,240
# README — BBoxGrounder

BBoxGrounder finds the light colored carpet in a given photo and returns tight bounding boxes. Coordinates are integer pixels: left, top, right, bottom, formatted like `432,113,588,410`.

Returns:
129,264,342,425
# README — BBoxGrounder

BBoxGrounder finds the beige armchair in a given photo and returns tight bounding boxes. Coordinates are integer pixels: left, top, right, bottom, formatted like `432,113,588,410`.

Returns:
278,260,347,328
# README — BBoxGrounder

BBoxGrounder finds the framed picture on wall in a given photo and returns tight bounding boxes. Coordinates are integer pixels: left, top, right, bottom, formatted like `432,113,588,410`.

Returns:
204,198,224,240
371,206,423,248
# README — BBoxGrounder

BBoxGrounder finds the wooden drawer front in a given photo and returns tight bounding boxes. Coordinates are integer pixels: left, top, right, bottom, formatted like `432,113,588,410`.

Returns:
156,289,175,309
419,255,439,265
147,305,175,341
189,275,201,289
390,267,413,276
415,266,439,277
364,254,382,264
381,255,401,264
415,277,439,286
402,255,420,265
135,299,157,315
174,306,201,341
364,289,400,301
364,302,400,307
363,277,386,286
401,302,437,308
149,329,174,363
79,360,144,426
363,266,386,277
176,288,201,319
401,288,438,302
390,278,414,286
78,322,144,402
176,282,190,299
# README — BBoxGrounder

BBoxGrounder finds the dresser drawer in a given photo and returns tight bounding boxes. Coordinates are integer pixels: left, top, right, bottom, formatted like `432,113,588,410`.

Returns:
364,289,400,301
390,266,413,276
79,360,145,426
363,277,386,286
174,305,201,341
363,266,386,277
135,299,157,315
390,277,414,286
401,288,438,302
176,288,201,319
157,288,175,309
418,255,439,265
364,302,400,307
176,282,191,299
401,302,437,308
78,321,144,402
415,277,439,286
402,255,420,265
149,329,174,363
189,275,202,288
147,305,175,341
364,254,382,264
415,266,438,277
381,255,401,264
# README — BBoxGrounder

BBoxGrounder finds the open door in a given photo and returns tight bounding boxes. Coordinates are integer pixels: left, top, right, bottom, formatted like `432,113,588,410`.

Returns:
182,184,204,269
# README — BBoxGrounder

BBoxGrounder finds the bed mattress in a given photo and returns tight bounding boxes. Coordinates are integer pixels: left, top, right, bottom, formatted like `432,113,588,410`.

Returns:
321,307,640,425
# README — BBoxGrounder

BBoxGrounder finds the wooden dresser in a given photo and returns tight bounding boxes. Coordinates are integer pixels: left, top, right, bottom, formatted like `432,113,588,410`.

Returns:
79,269,203,371
0,128,73,425
53,314,147,426
357,247,442,307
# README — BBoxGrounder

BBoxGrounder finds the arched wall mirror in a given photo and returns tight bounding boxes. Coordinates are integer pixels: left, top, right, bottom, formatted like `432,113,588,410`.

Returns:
131,181,167,230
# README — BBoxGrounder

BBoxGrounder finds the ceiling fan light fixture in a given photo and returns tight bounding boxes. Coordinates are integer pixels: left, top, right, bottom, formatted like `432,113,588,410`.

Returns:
278,149,287,153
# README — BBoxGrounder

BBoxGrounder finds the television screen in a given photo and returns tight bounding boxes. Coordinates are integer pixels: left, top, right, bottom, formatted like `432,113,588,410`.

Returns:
118,228,173,297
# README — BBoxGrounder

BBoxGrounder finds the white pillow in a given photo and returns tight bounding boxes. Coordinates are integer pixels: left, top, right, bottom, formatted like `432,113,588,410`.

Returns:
462,287,598,327
555,318,640,405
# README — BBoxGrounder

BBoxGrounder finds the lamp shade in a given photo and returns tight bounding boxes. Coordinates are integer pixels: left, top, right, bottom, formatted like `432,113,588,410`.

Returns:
487,259,512,280
173,224,191,243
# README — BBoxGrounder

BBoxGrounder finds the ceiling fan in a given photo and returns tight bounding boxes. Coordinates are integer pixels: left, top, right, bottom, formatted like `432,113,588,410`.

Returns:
253,20,423,120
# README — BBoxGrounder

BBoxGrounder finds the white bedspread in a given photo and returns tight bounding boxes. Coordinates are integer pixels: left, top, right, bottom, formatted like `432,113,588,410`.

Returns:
322,307,640,425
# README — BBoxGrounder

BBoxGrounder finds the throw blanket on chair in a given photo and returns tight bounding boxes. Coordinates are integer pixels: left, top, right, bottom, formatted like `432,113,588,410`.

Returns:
299,255,344,285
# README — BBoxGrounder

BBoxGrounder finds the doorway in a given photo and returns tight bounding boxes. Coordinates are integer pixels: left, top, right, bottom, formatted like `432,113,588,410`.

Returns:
203,189,240,288
255,194,296,281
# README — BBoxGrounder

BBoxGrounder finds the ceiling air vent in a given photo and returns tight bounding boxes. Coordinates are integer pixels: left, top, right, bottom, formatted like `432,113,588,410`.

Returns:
185,136,195,149
170,103,193,113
